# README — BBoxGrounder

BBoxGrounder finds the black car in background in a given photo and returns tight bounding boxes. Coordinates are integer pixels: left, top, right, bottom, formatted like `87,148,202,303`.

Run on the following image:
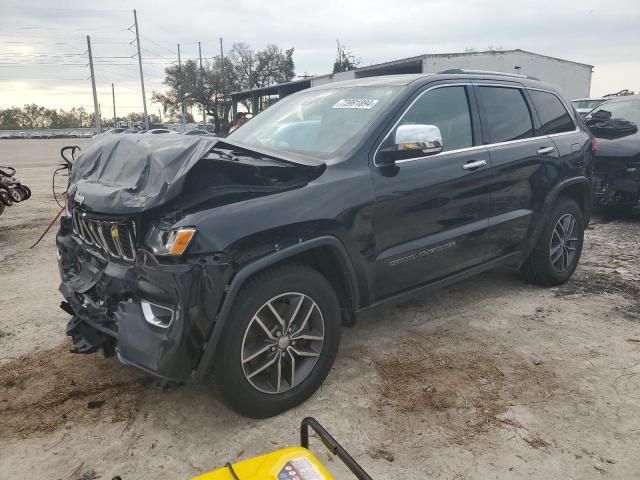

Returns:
586,96,640,214
58,71,594,417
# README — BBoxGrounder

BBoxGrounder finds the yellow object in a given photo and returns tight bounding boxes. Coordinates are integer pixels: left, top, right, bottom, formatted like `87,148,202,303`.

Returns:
194,447,335,480
169,228,196,255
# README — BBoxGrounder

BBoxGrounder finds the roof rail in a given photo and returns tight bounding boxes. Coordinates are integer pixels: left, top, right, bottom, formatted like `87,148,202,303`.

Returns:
437,69,539,80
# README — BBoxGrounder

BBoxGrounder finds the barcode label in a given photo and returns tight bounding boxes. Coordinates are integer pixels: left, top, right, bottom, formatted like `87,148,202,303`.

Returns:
332,99,379,109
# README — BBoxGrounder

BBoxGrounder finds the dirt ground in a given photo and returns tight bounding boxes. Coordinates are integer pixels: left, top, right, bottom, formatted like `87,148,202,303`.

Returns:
1,139,639,480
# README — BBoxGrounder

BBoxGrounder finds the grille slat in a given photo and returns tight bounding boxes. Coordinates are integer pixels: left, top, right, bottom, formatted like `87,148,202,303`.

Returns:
71,207,137,262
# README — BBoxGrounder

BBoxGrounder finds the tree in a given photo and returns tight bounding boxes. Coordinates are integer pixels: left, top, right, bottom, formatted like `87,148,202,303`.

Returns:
332,40,360,74
153,42,296,133
0,105,94,129
0,108,22,130
20,104,51,129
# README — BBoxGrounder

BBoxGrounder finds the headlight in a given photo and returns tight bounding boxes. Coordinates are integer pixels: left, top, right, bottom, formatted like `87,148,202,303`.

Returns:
146,226,197,256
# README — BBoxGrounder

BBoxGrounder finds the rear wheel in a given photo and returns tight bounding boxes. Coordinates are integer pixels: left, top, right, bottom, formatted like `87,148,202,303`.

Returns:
211,264,342,418
521,197,584,286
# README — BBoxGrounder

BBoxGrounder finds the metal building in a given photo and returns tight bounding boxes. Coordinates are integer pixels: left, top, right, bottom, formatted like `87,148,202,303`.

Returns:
231,49,593,115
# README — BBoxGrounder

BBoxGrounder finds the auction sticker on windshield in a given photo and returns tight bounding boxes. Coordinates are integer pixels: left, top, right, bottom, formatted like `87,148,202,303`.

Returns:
332,99,379,109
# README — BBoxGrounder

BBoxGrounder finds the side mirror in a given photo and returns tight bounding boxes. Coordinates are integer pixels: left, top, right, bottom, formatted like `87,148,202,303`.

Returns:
377,124,443,165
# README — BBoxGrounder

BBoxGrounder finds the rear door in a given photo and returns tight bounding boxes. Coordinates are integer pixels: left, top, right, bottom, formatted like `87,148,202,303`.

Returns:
371,84,492,299
527,88,590,173
474,84,560,259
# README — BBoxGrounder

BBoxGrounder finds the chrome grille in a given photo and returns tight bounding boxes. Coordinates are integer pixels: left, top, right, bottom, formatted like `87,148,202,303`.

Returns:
71,208,137,262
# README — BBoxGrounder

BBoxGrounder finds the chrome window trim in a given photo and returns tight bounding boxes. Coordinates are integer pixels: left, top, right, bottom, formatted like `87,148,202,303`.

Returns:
373,83,474,167
525,86,578,132
374,82,581,167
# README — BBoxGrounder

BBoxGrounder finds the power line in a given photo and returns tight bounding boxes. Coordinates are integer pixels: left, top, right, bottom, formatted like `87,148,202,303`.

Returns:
141,35,178,56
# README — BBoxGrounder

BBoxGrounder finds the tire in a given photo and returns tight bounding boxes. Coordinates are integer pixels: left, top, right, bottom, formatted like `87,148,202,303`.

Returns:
0,190,13,206
9,187,23,202
520,197,584,286
19,185,31,200
211,263,342,418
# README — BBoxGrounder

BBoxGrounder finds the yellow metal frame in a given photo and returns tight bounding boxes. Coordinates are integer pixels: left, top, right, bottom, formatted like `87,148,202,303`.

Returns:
194,447,336,480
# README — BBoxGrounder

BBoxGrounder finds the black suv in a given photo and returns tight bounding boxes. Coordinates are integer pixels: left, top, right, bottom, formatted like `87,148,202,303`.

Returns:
586,95,640,214
57,71,594,418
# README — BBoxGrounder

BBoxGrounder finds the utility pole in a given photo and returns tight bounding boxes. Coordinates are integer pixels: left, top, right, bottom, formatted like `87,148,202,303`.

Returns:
198,41,205,126
220,37,225,128
86,35,101,134
111,83,116,127
158,108,162,123
177,43,185,132
133,9,149,130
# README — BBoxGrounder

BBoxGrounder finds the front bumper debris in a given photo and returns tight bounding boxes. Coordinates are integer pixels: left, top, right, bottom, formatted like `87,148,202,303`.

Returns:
57,217,230,381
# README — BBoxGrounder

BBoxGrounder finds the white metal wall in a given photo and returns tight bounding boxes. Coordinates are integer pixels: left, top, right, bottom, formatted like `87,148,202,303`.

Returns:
310,70,356,87
421,51,592,99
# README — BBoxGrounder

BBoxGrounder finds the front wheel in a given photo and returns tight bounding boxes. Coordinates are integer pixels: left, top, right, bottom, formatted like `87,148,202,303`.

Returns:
211,264,342,418
521,197,585,286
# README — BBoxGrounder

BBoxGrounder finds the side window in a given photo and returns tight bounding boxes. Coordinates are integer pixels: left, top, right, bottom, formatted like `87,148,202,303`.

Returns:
397,86,473,151
477,87,534,143
528,90,575,135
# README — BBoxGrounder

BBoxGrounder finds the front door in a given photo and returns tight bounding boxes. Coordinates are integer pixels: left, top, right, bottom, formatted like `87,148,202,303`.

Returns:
371,84,492,299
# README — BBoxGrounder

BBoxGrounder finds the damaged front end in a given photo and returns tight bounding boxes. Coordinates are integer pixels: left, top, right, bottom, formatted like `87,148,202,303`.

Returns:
56,134,324,381
593,155,640,211
57,213,230,380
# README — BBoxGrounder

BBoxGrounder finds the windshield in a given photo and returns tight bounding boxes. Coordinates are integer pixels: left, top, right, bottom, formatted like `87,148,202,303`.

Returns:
589,99,640,125
572,99,604,110
227,85,403,159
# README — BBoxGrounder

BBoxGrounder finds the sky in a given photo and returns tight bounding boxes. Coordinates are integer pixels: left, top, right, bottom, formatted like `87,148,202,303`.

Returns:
1,0,639,117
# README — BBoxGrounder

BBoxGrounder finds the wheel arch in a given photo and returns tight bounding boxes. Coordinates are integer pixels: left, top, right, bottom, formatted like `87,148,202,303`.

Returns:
548,177,593,225
519,176,592,268
192,235,358,381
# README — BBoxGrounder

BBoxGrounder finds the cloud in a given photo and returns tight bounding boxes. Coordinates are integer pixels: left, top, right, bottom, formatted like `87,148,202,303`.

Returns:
1,0,638,112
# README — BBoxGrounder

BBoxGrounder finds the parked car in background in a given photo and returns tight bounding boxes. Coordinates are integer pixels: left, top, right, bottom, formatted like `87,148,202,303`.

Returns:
572,98,607,116
146,128,175,134
184,129,217,136
586,95,640,215
58,71,593,418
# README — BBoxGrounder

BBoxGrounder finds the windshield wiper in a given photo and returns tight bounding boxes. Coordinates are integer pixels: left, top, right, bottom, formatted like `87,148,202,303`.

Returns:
211,148,240,161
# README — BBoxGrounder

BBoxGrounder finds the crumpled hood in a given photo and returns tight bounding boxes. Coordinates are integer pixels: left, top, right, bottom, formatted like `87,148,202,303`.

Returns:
69,134,220,214
594,132,640,159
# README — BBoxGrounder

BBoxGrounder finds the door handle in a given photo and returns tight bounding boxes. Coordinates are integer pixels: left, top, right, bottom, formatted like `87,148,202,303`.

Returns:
537,146,555,155
462,160,487,170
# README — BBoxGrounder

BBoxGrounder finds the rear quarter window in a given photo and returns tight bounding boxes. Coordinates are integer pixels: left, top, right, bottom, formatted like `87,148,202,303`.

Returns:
529,90,575,135
477,86,534,143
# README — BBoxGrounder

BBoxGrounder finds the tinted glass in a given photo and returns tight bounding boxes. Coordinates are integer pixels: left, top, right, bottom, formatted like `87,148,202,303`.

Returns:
398,86,473,151
529,90,575,134
572,99,605,110
589,98,640,125
228,85,403,159
478,87,533,143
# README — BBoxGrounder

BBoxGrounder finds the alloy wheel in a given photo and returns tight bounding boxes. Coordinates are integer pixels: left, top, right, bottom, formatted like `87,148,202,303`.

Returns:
241,292,325,394
549,213,579,272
